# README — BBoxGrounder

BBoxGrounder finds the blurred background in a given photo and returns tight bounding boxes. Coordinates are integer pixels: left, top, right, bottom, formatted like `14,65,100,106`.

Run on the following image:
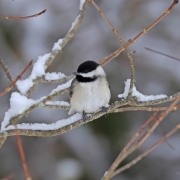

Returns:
0,0,180,179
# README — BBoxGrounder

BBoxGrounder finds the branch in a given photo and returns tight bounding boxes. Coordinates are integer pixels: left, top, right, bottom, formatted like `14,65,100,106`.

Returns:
145,47,180,62
0,80,71,148
90,0,135,98
0,60,33,97
1,89,180,139
103,93,180,180
9,86,71,127
0,174,16,180
42,101,70,110
41,74,74,83
0,100,128,138
112,124,180,177
23,0,89,97
99,0,179,66
0,57,14,83
15,125,31,180
1,80,180,148
0,9,46,20
0,0,89,147
112,105,180,113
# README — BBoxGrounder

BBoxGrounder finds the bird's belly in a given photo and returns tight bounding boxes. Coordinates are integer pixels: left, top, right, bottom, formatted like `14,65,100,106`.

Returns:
70,84,110,113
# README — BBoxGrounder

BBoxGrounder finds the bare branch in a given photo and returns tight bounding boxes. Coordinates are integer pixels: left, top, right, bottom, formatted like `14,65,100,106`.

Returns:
103,93,180,180
0,57,14,83
0,174,16,180
112,105,180,113
102,112,157,180
145,47,180,62
90,0,135,98
99,0,179,66
0,9,46,20
0,4,179,178
112,124,180,177
15,125,32,180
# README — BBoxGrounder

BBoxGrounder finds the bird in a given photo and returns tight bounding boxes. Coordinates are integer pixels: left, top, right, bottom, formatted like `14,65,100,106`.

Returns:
68,60,111,120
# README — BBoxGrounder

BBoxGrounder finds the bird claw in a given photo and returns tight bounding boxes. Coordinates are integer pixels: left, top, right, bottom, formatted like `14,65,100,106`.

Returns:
82,107,108,121
82,111,91,121
101,106,109,118
101,106,108,113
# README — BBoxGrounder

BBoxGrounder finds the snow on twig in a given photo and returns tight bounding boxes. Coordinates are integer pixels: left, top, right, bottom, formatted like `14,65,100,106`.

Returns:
44,72,66,81
2,113,82,132
118,79,167,102
16,53,51,94
45,101,70,107
1,92,36,130
16,0,88,96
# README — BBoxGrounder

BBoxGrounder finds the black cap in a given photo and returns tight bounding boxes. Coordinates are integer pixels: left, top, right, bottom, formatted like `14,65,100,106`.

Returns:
77,60,99,73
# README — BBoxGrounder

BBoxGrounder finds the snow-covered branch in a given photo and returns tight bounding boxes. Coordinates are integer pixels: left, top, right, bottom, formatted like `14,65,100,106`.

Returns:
1,79,72,131
1,1,180,180
0,82,180,140
0,0,89,148
16,0,89,98
1,5,180,180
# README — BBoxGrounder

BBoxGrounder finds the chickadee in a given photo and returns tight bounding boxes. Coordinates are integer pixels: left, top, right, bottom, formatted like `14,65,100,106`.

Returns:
69,60,111,119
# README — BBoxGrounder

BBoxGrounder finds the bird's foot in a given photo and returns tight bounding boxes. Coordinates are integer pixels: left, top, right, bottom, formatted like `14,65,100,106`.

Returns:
82,111,91,122
101,106,108,113
101,106,109,118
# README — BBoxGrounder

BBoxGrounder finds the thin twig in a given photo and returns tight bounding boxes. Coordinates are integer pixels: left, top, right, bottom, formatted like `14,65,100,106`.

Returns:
0,57,19,93
15,125,32,180
0,60,33,97
0,174,16,180
145,47,180,62
120,112,157,153
0,57,13,83
112,105,180,113
0,9,46,20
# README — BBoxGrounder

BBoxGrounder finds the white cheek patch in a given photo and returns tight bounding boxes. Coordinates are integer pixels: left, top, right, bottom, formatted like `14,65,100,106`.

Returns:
78,66,105,77
96,66,105,76
78,71,96,77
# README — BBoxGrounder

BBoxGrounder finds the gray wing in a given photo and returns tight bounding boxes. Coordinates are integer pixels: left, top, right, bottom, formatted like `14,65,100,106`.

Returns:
69,78,77,115
69,78,76,98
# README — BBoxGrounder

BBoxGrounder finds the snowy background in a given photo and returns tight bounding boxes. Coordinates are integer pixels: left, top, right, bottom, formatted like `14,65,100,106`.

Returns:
0,0,180,180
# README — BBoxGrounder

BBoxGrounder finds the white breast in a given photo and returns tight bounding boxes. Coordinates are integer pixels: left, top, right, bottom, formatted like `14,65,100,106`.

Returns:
70,77,111,114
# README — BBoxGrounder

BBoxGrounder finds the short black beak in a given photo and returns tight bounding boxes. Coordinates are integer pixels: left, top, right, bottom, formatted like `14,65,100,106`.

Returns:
73,72,79,75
